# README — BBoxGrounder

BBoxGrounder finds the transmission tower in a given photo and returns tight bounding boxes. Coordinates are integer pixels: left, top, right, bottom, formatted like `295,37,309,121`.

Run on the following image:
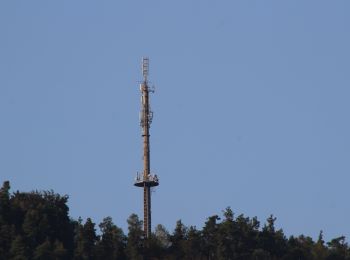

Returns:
134,57,159,239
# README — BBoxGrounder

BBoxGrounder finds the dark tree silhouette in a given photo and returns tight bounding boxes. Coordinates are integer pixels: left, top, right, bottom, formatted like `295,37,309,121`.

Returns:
1,181,350,260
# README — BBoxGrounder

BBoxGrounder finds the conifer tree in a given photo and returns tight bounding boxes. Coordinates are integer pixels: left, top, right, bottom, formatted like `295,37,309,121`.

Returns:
74,218,98,260
53,240,68,260
202,215,220,259
0,181,10,222
169,220,188,259
9,236,29,260
125,214,143,260
96,216,126,260
183,226,203,259
33,239,52,260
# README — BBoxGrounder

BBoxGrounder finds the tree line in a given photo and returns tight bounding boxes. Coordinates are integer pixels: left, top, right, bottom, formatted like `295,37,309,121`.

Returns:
0,181,349,260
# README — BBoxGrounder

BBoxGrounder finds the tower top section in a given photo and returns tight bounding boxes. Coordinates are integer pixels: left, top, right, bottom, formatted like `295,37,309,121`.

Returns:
142,57,149,82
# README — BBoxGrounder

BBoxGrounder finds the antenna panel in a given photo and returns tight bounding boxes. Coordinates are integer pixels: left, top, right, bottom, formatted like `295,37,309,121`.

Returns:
142,57,149,80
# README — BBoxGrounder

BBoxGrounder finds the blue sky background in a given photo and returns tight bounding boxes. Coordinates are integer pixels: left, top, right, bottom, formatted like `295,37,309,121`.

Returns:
0,1,349,241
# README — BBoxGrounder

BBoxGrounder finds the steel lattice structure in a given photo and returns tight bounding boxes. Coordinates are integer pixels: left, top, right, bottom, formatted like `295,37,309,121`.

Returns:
134,57,159,238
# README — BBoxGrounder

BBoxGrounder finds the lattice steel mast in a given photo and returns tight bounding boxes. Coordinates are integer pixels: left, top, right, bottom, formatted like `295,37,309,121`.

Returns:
134,57,159,239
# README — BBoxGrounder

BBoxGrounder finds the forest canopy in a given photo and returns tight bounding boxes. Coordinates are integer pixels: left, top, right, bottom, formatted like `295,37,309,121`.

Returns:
0,181,349,260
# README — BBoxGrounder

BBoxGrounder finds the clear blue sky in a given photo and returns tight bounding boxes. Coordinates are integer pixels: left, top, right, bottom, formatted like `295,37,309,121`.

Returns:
0,1,349,241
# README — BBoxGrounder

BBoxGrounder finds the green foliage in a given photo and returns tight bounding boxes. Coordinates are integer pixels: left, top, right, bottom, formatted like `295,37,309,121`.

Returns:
327,236,350,259
0,181,11,222
259,214,287,258
33,239,52,260
125,213,143,260
1,181,350,260
154,224,170,249
183,226,202,259
169,220,188,259
311,231,328,259
202,215,220,259
0,224,15,259
96,216,126,260
53,240,68,260
74,218,98,259
9,236,29,260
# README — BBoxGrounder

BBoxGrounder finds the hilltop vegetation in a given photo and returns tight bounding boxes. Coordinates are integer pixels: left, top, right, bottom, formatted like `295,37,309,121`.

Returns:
0,181,349,260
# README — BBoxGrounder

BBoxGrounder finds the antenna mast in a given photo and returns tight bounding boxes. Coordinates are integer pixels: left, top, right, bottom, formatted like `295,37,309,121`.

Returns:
134,57,159,239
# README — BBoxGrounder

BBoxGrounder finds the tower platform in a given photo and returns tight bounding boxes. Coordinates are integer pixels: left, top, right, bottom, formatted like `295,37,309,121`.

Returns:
134,174,159,187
